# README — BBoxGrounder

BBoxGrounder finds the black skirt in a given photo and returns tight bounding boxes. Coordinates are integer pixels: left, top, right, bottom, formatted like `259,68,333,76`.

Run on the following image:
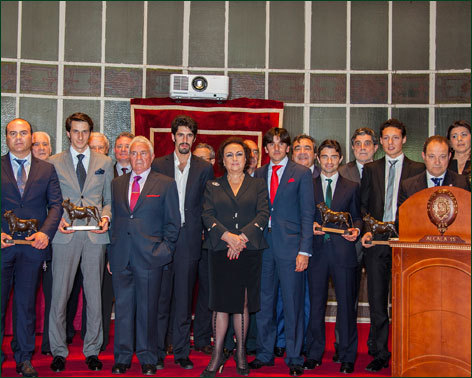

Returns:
208,248,263,314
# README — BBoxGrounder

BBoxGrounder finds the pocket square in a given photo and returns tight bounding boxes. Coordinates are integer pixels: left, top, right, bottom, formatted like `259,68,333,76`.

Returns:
288,178,295,183
146,194,161,197
95,168,105,174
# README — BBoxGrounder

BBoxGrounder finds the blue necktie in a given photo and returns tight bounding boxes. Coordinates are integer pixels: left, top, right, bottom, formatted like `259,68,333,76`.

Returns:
14,159,27,196
431,177,442,187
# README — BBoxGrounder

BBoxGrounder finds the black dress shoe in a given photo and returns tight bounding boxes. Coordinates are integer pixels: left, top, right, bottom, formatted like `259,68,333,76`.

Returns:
86,355,103,371
365,357,389,372
332,350,340,363
112,363,130,374
195,345,213,355
289,364,304,376
155,358,164,370
16,360,38,377
274,346,285,357
142,363,157,375
340,362,354,374
175,357,194,369
303,359,321,370
50,356,66,372
248,358,274,369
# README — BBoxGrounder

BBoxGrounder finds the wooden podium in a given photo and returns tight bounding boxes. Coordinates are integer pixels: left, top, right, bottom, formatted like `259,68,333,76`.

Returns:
392,186,471,377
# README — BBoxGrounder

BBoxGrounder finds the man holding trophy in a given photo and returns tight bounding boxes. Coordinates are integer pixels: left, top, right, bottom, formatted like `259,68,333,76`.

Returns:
47,113,113,372
304,140,361,374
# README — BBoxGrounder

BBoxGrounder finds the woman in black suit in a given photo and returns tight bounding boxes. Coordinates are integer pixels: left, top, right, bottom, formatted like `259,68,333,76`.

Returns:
201,137,269,377
446,120,471,184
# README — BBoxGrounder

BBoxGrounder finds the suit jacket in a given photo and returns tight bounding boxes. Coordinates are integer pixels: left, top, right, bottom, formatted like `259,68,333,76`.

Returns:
339,161,361,184
254,159,315,259
360,156,425,231
109,170,181,271
313,175,362,268
398,169,470,209
48,149,113,244
1,154,63,261
202,173,269,251
151,153,214,259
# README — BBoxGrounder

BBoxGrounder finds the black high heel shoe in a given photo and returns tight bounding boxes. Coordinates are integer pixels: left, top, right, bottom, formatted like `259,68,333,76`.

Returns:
200,358,225,377
234,348,250,376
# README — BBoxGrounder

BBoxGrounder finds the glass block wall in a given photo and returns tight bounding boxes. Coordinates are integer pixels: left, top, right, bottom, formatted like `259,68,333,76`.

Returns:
1,1,470,162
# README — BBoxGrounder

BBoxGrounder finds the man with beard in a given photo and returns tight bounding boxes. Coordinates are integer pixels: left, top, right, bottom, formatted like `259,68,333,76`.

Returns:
151,115,214,370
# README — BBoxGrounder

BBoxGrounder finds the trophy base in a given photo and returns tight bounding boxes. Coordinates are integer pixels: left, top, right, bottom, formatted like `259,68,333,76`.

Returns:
315,226,352,235
65,225,101,231
3,239,33,245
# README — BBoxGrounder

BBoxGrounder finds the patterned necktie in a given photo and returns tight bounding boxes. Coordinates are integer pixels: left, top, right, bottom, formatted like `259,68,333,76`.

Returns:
270,165,282,204
324,178,333,241
121,167,128,175
431,177,442,187
76,154,86,192
383,159,398,222
14,159,27,196
130,175,141,212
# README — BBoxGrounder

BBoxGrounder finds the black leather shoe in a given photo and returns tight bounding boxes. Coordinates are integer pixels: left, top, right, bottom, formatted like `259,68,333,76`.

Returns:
50,356,66,372
365,358,389,372
112,363,130,374
86,355,103,371
289,364,304,376
274,346,285,357
155,358,164,370
195,345,213,355
175,357,194,369
248,358,274,369
142,363,157,375
340,362,354,374
303,359,321,370
16,360,38,377
333,348,340,363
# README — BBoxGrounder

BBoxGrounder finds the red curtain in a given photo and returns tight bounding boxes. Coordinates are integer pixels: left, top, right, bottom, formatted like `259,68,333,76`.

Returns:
131,97,284,175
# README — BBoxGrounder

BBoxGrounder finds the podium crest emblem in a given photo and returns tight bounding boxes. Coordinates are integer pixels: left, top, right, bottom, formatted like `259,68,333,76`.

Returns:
427,189,458,235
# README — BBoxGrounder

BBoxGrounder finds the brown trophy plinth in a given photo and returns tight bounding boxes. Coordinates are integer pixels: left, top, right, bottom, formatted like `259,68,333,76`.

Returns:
392,186,471,377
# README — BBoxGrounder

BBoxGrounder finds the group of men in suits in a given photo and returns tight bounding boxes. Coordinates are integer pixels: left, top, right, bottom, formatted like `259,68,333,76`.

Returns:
2,113,470,377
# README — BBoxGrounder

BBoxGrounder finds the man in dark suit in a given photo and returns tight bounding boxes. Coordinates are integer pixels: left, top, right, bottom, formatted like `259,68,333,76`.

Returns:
151,115,214,369
398,135,469,206
250,127,315,377
1,118,63,377
48,113,113,372
109,136,181,375
304,139,361,374
360,119,425,371
335,127,378,362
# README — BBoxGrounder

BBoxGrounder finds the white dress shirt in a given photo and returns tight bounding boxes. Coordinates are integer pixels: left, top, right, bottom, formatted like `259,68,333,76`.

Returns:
174,152,191,225
320,172,339,200
70,146,91,173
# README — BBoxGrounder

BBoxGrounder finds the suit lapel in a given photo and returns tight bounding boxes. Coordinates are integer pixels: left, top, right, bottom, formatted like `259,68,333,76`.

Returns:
377,157,386,203
65,151,81,193
83,151,99,193
22,157,40,198
235,174,250,200
350,162,361,182
132,172,155,212
2,154,19,195
314,176,324,204
331,175,346,209
165,154,175,178
184,156,198,201
400,157,412,181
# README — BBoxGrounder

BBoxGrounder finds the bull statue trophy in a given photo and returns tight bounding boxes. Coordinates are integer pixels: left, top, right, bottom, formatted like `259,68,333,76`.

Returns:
315,202,353,235
2,210,39,245
62,198,102,230
362,214,398,245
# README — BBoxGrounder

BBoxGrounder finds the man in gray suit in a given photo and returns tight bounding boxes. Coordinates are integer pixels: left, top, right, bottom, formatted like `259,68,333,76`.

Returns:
47,113,113,372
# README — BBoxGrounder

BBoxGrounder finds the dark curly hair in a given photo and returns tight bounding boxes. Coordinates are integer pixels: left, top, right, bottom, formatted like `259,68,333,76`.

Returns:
217,137,251,173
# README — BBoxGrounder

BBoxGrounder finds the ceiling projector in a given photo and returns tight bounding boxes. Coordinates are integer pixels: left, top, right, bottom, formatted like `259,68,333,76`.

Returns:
170,74,229,100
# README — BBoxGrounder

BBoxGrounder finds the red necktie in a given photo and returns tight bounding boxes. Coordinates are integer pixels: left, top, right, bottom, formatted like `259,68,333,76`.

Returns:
270,165,282,204
130,175,141,212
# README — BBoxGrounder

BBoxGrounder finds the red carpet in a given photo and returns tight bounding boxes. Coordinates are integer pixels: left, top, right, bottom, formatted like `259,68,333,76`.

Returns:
1,322,391,377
